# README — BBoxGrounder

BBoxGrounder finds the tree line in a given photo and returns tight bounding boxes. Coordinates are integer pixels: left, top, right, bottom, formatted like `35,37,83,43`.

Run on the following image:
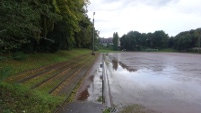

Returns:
112,28,201,51
0,0,97,53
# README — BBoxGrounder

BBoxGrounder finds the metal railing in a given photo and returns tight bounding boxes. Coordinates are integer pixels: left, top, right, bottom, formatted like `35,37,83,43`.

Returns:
102,54,116,112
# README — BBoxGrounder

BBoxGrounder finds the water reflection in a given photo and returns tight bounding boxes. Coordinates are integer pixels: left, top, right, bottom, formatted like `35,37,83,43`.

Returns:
112,59,118,71
76,54,103,103
89,75,94,82
107,52,201,113
109,62,201,113
100,75,103,80
119,61,137,72
77,88,90,100
77,75,94,101
109,53,167,72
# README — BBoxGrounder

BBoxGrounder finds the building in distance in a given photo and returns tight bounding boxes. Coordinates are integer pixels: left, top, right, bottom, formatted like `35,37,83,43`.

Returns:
99,37,113,46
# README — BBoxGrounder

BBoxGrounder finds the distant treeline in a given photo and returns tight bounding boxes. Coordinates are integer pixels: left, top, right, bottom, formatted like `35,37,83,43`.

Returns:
0,0,97,53
117,28,201,51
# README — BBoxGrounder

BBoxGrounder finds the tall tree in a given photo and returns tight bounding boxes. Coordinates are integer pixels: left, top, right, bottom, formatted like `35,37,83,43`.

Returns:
51,0,92,50
113,32,119,51
168,37,174,48
152,30,169,49
119,30,169,51
0,0,97,53
74,15,93,48
0,0,41,53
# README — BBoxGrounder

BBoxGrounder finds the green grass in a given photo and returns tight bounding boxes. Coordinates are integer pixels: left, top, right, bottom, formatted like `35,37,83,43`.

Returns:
103,108,111,113
0,82,64,113
97,96,102,102
0,66,12,80
158,48,178,52
98,49,117,53
0,48,90,81
120,104,145,113
0,48,91,113
23,70,58,88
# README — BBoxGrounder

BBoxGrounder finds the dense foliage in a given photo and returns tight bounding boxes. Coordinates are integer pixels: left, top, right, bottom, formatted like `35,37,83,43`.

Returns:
120,30,169,51
173,28,201,51
112,32,119,51
0,0,96,53
119,28,201,51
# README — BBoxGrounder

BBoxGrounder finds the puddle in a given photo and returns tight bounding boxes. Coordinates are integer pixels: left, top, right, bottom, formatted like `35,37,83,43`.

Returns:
112,59,119,71
107,52,201,113
76,55,103,103
77,88,90,100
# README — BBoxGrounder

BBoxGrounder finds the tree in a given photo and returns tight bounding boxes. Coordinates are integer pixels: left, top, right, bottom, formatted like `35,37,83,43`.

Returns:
152,30,169,49
119,30,170,51
0,0,41,53
120,34,127,50
140,33,148,48
0,0,62,53
119,31,142,51
173,28,201,51
168,37,174,48
112,32,119,51
74,16,93,48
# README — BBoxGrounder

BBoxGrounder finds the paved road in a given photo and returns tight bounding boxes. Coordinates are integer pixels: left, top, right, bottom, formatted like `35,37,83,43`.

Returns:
58,101,104,113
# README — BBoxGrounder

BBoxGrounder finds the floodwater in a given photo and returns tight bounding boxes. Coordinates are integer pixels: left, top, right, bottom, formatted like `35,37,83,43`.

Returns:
105,52,201,113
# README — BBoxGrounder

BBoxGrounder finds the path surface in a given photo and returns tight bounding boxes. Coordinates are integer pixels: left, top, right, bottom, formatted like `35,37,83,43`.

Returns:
56,54,105,113
58,102,103,113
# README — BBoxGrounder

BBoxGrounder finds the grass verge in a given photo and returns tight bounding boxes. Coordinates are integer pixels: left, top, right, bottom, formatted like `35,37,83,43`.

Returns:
158,48,178,52
98,49,117,53
0,48,90,81
0,82,64,113
0,48,91,113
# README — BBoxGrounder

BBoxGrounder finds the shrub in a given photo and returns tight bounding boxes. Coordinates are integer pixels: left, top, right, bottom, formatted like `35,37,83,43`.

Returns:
12,52,27,60
0,66,11,81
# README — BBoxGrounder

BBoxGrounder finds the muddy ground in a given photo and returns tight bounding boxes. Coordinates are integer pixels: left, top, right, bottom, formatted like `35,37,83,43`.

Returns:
76,54,103,102
4,53,101,113
58,54,105,113
105,52,201,113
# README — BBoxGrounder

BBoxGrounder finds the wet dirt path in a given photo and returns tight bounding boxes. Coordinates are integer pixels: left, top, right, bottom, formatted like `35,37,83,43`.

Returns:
105,52,201,113
76,54,103,102
57,54,105,113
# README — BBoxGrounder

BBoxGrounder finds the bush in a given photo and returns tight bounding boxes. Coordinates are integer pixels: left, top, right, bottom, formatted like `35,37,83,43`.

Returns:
12,52,27,60
0,52,4,61
0,82,62,113
0,56,6,61
0,66,11,80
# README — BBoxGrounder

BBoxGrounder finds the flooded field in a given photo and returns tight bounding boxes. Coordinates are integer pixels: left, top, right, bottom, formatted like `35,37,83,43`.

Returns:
105,52,201,113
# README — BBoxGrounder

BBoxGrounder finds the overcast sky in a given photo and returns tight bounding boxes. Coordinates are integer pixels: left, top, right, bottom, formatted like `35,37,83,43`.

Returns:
87,0,201,38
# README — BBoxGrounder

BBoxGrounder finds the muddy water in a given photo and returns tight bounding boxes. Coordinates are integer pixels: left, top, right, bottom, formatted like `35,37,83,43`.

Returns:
106,52,201,113
76,54,103,103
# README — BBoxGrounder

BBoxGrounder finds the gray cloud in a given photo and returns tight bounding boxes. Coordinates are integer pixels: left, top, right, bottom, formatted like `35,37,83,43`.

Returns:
88,0,201,37
101,0,179,7
143,0,178,6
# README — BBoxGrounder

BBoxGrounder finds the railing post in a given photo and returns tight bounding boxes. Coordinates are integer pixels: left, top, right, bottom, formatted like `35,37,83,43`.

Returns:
102,53,105,103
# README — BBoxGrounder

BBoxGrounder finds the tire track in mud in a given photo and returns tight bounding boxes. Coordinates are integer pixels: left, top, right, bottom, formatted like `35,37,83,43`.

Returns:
5,53,99,112
53,55,97,113
54,56,95,95
51,57,94,96
34,55,93,93
24,55,91,89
